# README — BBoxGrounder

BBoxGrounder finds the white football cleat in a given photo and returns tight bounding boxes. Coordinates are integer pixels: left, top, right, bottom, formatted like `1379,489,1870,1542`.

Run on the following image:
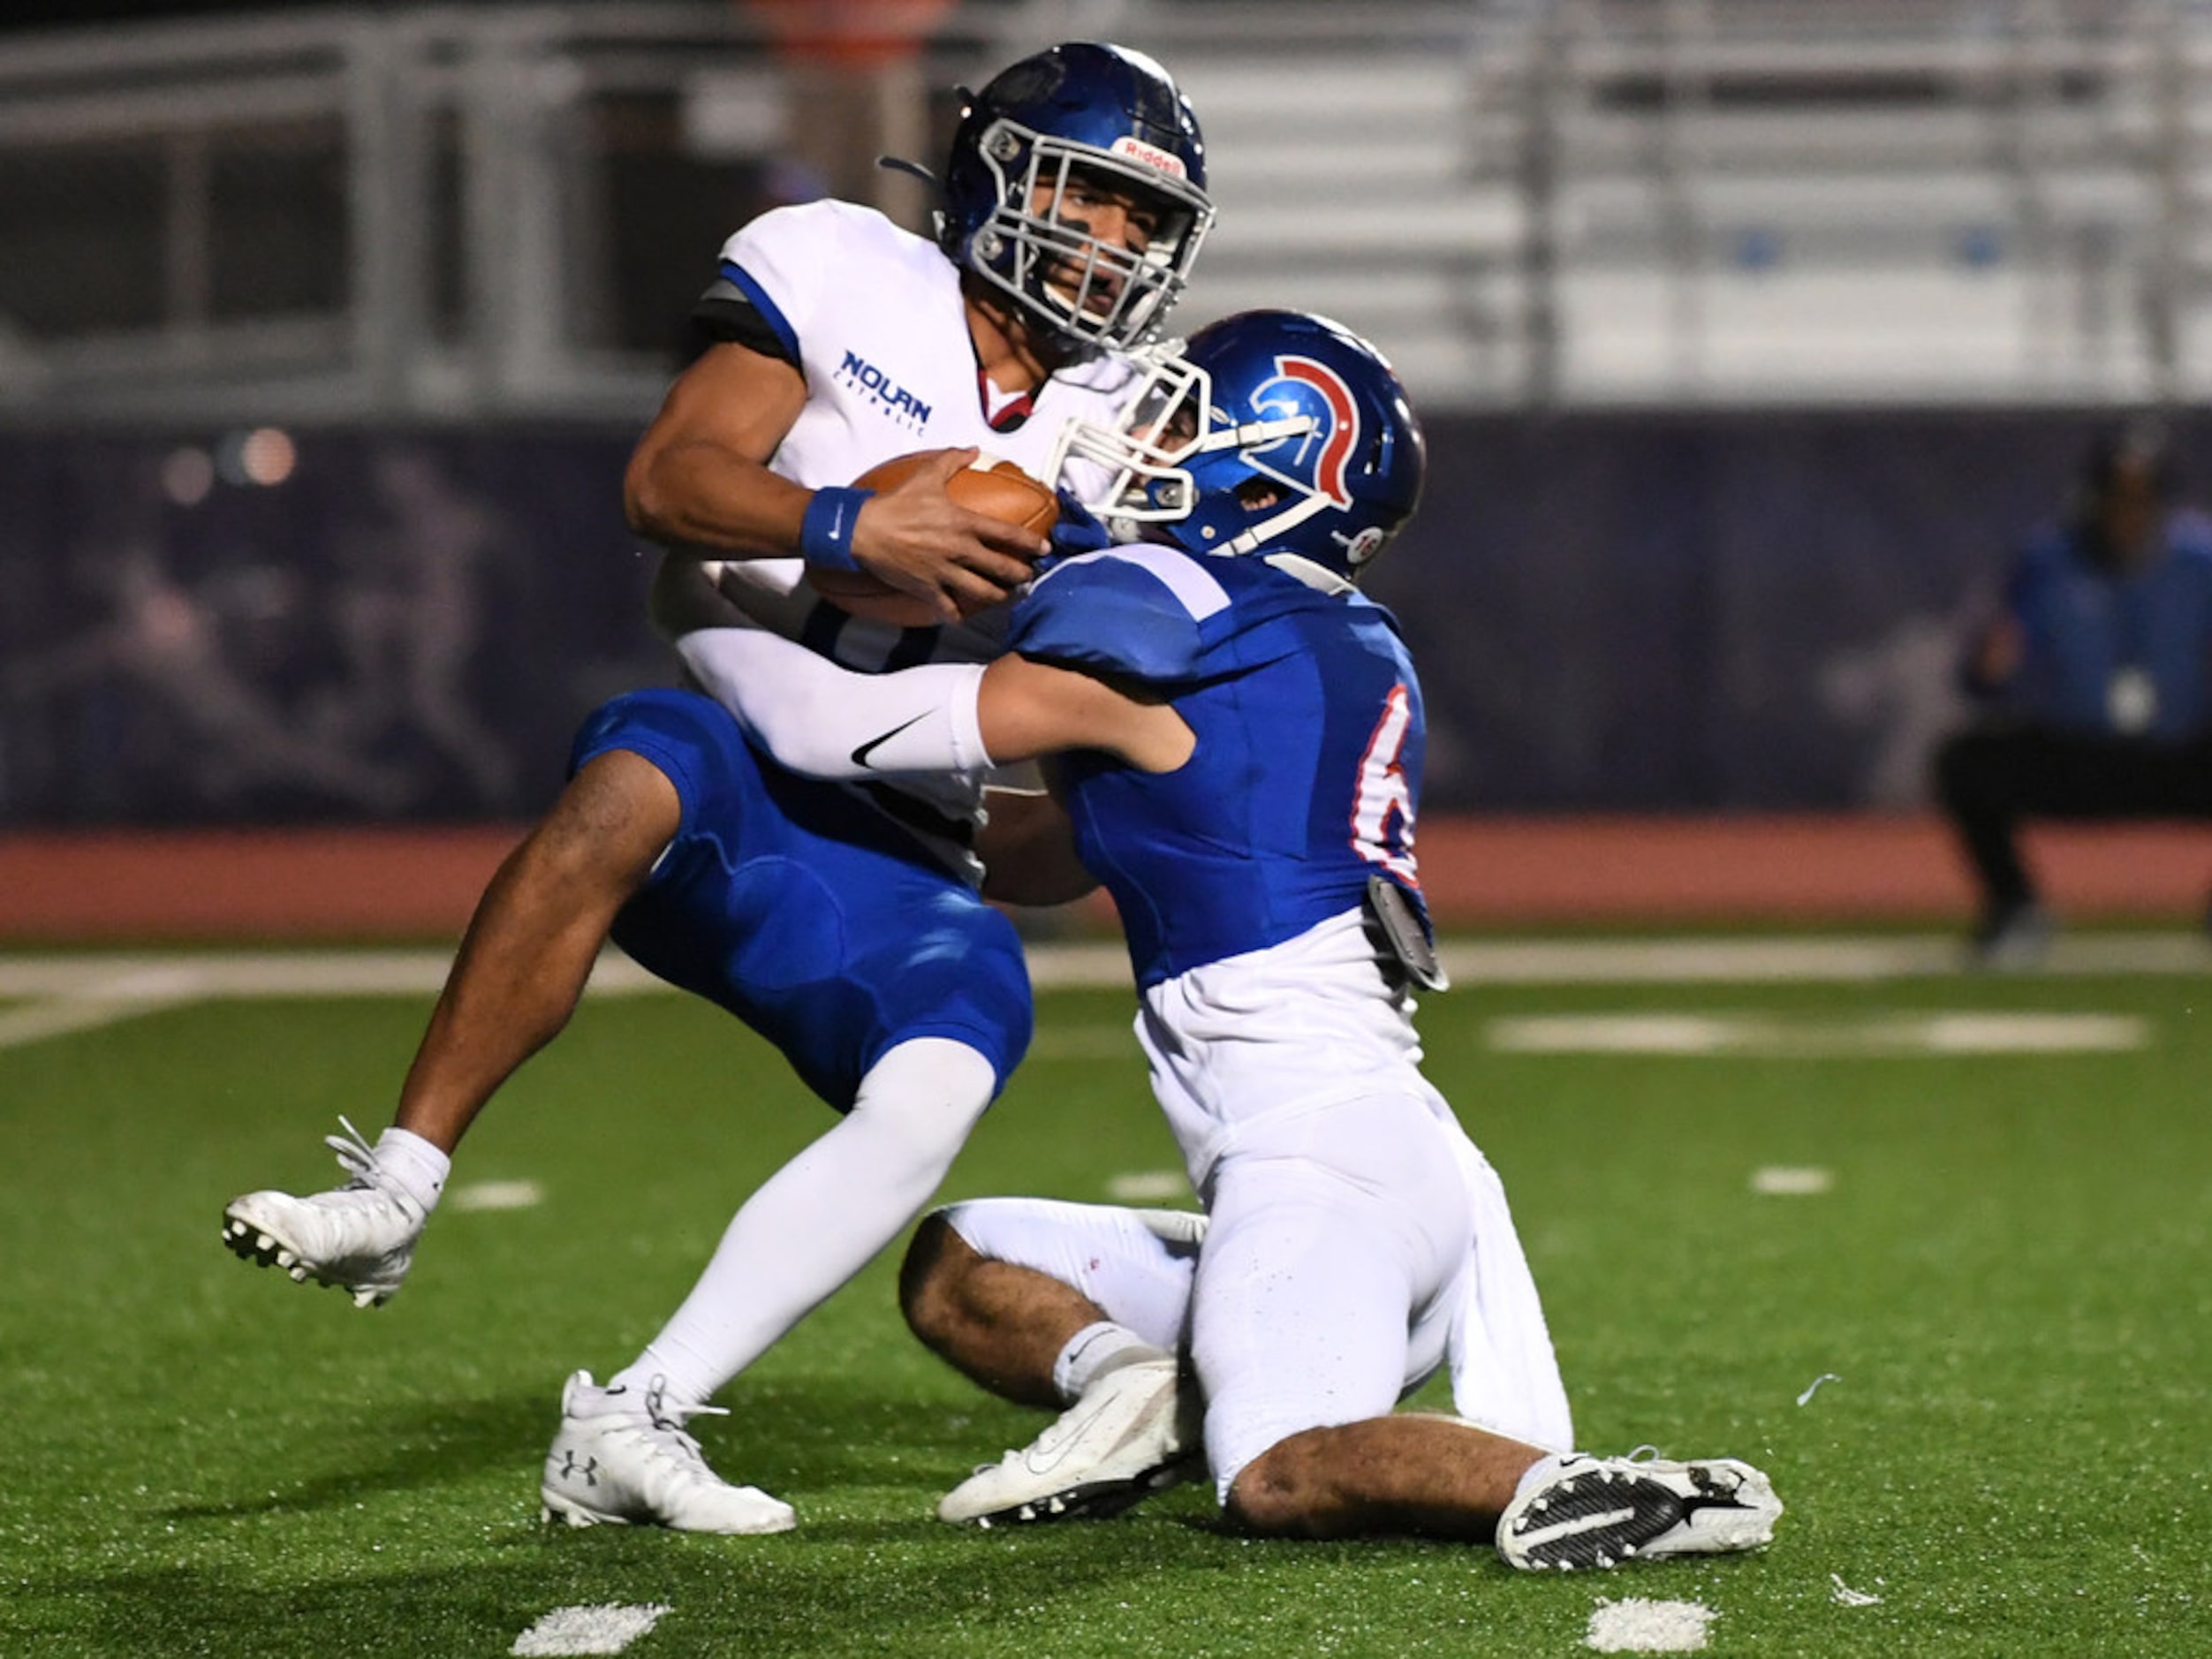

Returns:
541,1371,796,1535
1496,1451,1782,1572
937,1355,1202,1526
221,1117,425,1308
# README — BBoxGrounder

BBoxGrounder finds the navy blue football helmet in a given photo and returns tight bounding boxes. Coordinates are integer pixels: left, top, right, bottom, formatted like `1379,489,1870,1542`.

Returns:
1053,309,1427,585
938,42,1213,352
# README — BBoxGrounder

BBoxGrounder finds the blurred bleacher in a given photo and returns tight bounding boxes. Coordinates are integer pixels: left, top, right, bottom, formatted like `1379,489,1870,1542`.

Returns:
4,0,2212,419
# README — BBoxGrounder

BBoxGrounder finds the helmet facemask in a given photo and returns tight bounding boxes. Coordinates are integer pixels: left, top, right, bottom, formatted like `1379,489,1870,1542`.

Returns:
1051,348,1338,557
961,122,1214,352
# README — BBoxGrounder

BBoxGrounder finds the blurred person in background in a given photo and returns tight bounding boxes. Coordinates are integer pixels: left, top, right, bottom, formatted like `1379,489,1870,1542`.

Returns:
1933,418,2212,966
221,39,1213,1537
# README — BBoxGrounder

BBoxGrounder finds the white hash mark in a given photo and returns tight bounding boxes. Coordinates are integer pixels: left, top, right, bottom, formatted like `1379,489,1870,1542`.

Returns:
512,1603,670,1655
1586,1596,1715,1652
1830,1573,1883,1607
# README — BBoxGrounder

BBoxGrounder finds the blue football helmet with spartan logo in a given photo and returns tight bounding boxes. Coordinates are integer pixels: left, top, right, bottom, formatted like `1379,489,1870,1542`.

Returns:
1053,309,1428,585
937,42,1214,352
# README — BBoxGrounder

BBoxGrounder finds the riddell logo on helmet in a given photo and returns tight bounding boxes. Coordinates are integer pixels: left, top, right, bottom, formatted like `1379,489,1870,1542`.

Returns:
1110,136,1188,178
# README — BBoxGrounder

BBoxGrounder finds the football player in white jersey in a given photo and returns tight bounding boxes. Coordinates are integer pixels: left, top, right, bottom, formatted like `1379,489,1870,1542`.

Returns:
678,309,1784,1572
219,42,1213,1536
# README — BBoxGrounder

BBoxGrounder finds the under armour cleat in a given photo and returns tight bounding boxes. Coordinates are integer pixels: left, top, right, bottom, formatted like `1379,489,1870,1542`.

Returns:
541,1371,795,1535
1496,1451,1782,1572
937,1355,1202,1526
221,1117,425,1308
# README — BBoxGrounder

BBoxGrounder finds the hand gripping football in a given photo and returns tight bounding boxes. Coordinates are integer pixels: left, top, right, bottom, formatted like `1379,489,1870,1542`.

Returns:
804,451,1057,626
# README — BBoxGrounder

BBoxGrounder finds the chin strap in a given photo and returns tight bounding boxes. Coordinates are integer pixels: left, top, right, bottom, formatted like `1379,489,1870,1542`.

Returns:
876,154,941,190
1261,552,1355,595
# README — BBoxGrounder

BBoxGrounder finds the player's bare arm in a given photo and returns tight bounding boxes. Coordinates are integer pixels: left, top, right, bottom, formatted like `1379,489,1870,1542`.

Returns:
973,652,1192,773
626,345,1043,620
625,342,812,556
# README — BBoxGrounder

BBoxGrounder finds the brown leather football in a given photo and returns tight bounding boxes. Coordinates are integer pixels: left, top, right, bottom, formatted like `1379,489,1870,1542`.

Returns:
804,452,1057,626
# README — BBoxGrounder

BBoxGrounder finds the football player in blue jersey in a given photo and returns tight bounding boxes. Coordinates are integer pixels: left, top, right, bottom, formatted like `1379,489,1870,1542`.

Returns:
679,309,1784,1571
220,42,1212,1536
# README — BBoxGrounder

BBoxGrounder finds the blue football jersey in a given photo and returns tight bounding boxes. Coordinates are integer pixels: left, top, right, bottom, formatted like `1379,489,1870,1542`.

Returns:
1006,546,1428,989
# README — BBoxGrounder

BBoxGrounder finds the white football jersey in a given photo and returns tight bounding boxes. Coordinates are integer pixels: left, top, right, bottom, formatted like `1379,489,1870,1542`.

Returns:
695,200,1138,649
662,200,1146,872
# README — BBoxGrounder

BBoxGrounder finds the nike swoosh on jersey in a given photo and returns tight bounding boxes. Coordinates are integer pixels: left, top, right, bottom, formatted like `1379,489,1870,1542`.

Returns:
850,714,930,770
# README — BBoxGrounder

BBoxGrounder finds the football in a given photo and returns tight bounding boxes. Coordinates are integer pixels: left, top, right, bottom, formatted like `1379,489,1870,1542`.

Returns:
803,451,1058,627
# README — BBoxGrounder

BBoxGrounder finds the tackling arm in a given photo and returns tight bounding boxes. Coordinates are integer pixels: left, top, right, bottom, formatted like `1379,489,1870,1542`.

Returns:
675,627,1193,778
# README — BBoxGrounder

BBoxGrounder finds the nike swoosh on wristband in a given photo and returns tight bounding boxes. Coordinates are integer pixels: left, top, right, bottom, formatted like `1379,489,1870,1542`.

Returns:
850,713,931,770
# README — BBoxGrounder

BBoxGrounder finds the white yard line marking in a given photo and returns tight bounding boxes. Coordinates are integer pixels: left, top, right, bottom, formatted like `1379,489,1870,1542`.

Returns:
0,950,658,1001
1753,1166,1835,1196
1586,1596,1716,1653
1106,1170,1191,1201
0,994,201,1052
0,931,2202,1001
1489,1011,2149,1057
449,1179,543,1212
512,1603,670,1656
1445,932,2210,983
0,932,2199,1057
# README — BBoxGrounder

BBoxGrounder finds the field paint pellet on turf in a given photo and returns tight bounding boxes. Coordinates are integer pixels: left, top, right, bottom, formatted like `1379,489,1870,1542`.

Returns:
511,1603,670,1655
1585,1596,1715,1653
1797,1371,1843,1405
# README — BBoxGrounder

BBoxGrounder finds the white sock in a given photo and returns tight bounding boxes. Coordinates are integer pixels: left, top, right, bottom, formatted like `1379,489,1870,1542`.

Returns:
1051,1322,1168,1405
610,1038,997,1410
374,1126,450,1214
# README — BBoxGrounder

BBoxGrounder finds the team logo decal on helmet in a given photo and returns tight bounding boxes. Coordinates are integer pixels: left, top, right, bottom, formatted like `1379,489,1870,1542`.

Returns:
1250,357,1361,509
1049,309,1426,586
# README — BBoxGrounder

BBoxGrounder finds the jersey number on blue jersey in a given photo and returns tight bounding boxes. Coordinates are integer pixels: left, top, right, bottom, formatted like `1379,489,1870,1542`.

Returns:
1352,682,1419,885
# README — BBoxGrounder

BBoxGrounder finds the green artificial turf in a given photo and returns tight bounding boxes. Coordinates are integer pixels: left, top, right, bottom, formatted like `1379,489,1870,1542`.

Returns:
2,955,2208,1655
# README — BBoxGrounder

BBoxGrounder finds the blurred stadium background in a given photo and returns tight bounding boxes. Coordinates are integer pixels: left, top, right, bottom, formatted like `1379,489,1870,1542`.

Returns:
9,13,2211,1655
6,0,2212,937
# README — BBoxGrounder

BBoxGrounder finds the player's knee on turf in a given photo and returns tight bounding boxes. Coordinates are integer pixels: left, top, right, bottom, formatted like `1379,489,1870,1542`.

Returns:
1223,1431,1341,1539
